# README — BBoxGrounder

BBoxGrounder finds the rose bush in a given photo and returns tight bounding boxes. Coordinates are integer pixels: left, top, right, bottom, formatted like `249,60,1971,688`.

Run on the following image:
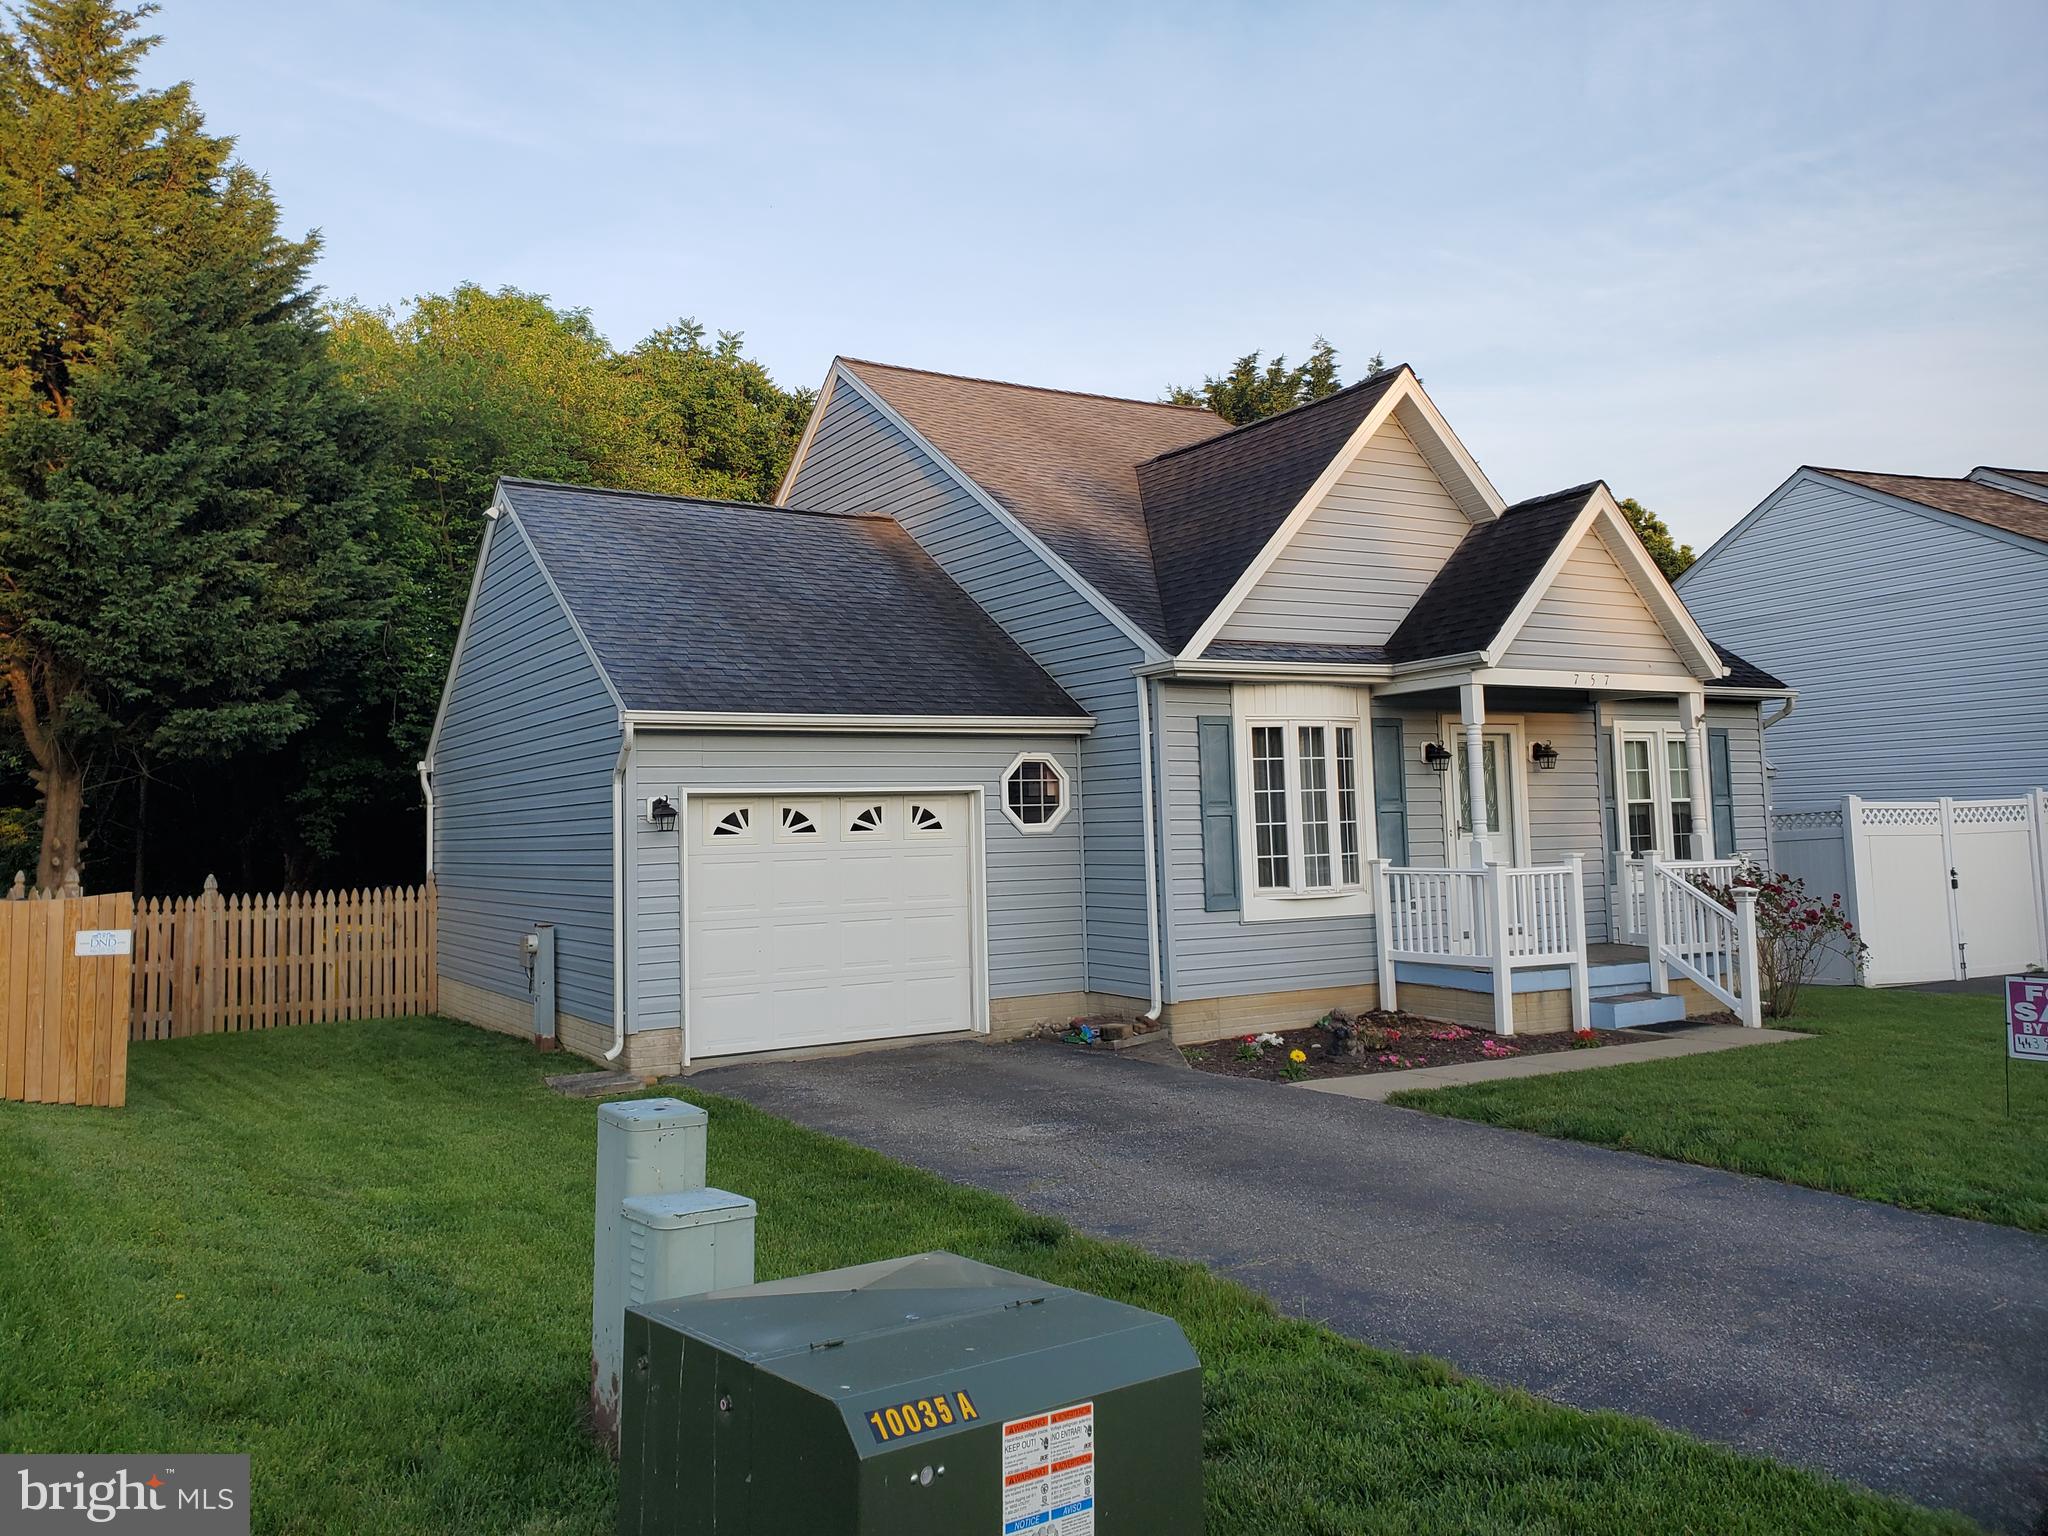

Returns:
1696,862,1866,1019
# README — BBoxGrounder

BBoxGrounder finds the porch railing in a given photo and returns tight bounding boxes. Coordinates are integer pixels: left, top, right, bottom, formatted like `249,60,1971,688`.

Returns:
1644,857,1763,1029
1373,856,1590,1035
1617,855,1746,944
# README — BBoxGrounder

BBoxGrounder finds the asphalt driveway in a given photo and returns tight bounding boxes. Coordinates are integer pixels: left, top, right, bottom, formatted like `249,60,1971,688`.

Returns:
697,1040,2048,1533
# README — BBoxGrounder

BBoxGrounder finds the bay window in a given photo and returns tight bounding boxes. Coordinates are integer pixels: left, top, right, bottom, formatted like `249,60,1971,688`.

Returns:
1246,716,1365,896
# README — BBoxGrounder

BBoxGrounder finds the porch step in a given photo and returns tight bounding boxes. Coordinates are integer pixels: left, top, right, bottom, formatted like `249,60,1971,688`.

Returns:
1590,990,1688,1031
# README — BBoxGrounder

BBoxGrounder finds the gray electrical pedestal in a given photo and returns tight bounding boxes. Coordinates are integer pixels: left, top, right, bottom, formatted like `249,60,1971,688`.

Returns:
526,922,557,1047
592,1098,755,1447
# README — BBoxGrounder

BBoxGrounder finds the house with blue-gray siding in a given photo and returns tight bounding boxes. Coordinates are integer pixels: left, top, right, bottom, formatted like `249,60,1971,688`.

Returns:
1678,466,2048,808
425,358,1794,1073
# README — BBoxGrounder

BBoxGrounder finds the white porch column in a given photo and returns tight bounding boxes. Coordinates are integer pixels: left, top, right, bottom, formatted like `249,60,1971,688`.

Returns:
1679,691,1710,860
1460,681,1488,867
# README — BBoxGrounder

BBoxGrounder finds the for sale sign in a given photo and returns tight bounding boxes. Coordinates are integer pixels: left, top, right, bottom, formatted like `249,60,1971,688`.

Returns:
2008,975,2048,1062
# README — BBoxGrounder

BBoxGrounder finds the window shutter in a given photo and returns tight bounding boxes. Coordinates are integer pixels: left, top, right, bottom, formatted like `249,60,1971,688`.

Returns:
1370,718,1408,865
1597,728,1618,881
1197,717,1239,913
1708,727,1736,859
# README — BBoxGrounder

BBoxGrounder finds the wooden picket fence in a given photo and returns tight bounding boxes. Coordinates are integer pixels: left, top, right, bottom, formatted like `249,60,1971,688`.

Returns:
130,877,437,1041
0,890,134,1108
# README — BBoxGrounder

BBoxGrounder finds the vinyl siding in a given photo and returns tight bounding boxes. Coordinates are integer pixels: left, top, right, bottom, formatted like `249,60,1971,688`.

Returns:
1501,528,1694,676
789,380,1153,998
1395,705,1613,942
1158,684,1375,1000
626,733,1087,1034
1706,702,1769,860
1217,417,1475,647
1679,473,2048,804
1523,712,1612,942
432,517,620,1026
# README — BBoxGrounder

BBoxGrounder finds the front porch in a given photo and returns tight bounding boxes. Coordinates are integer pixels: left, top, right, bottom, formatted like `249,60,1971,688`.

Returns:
1372,855,1764,1035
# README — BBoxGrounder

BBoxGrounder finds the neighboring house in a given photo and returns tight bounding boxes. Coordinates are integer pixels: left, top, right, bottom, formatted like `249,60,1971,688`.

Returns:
1678,466,2048,986
1678,466,2048,805
426,361,1790,1073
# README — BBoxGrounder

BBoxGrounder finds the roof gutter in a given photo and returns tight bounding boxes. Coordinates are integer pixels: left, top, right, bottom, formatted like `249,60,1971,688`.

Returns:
1709,687,1799,704
618,710,1095,735
1134,659,1393,682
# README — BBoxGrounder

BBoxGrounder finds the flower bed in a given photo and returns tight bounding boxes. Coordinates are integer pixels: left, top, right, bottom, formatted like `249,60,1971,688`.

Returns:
1182,1010,1634,1081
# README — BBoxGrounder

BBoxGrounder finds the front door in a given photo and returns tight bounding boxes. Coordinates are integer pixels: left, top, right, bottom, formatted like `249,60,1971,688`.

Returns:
1451,732,1519,867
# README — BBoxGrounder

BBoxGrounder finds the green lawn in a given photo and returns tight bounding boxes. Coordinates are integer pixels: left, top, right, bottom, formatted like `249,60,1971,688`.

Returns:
1391,986,2047,1232
0,1019,1976,1534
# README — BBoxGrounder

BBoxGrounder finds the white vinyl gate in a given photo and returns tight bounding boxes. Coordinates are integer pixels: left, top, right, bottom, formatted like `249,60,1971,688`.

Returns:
1841,793,2048,986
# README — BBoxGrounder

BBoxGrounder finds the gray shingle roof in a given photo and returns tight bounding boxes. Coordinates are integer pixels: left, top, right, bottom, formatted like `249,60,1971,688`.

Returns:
1706,642,1788,691
839,360,1230,647
1385,483,1599,662
1138,369,1410,651
500,479,1085,720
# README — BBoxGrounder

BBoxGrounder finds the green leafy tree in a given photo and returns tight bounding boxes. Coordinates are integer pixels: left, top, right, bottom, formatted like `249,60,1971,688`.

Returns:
0,0,387,889
1166,338,1381,424
1617,496,1695,580
616,320,813,504
331,288,812,766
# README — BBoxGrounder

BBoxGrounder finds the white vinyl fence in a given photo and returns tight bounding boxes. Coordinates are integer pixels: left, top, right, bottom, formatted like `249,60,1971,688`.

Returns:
1769,791,2048,987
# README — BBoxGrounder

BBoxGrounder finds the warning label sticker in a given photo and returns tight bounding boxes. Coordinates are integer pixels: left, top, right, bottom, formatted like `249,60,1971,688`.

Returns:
1000,1401,1095,1535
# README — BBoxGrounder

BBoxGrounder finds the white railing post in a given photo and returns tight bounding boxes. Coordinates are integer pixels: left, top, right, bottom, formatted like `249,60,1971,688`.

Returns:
1733,885,1763,1028
1565,852,1590,1032
1645,854,1669,993
1486,863,1514,1036
1372,857,1396,1013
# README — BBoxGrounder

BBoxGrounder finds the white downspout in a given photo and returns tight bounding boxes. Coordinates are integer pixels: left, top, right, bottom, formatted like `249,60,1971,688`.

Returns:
606,722,636,1061
1134,677,1164,1021
416,760,433,876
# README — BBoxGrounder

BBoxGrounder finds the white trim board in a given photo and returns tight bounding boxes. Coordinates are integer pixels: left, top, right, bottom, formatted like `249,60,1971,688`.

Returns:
1177,369,1507,660
820,361,1171,662
622,711,1095,735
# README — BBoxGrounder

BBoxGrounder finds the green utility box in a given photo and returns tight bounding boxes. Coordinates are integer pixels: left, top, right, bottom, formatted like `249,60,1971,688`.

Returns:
618,1251,1202,1535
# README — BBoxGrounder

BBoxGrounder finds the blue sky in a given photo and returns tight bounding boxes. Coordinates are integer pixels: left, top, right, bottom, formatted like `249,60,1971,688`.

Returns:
147,0,2046,546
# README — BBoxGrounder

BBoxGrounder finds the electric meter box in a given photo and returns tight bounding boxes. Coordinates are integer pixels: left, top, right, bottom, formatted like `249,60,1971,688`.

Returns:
618,1251,1202,1536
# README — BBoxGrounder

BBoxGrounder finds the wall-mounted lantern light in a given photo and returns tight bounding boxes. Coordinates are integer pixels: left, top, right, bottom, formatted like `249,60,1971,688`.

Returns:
1531,742,1559,772
647,796,679,832
1422,742,1452,774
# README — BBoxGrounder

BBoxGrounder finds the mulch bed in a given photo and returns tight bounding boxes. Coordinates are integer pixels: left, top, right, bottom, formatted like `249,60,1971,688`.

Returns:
1182,1009,1638,1081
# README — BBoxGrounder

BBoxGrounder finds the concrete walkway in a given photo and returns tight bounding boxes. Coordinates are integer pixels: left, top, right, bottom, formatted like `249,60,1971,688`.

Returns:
697,1040,2048,1532
1300,1022,1807,1101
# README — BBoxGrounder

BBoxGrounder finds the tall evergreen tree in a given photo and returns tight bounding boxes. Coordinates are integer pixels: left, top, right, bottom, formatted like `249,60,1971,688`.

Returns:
0,0,385,889
1166,338,1380,424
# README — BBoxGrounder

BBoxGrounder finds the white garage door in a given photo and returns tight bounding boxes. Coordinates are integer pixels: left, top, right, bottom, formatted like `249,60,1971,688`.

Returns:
685,793,978,1058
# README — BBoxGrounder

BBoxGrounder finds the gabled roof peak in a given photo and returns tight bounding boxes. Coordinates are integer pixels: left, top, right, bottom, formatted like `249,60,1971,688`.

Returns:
1140,364,1416,468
